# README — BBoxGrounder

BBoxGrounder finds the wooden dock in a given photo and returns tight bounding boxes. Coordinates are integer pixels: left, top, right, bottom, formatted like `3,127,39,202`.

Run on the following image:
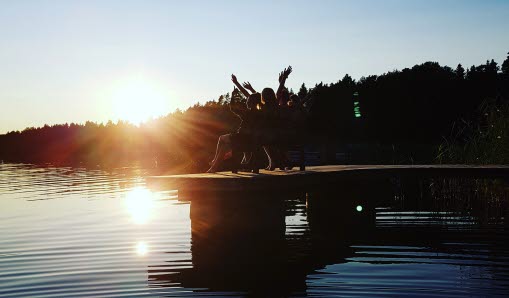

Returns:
146,165,509,194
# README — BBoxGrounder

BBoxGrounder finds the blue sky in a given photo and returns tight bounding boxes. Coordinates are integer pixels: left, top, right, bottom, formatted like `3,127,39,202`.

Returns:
1,0,508,133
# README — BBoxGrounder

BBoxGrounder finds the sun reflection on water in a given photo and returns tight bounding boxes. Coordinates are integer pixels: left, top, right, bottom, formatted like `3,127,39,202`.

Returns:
136,241,148,256
124,187,154,224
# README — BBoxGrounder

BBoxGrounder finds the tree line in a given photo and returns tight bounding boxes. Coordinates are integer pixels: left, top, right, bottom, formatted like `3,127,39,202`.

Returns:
1,52,508,171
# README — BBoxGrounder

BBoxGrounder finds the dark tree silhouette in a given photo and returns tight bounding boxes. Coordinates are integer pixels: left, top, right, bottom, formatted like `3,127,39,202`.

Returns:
297,83,308,100
455,64,465,79
502,52,509,75
1,52,508,170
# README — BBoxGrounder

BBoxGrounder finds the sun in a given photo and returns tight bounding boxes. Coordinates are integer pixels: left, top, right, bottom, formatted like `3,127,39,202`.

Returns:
110,77,169,125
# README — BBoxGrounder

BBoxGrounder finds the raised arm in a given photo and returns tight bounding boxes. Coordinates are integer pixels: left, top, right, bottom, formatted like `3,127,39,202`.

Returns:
276,66,292,100
231,74,250,98
242,81,257,94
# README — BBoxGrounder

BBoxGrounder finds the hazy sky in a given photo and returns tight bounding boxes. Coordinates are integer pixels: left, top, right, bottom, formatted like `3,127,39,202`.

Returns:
1,0,508,133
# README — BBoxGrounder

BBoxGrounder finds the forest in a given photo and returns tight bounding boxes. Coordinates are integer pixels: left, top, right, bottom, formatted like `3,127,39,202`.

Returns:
1,52,508,172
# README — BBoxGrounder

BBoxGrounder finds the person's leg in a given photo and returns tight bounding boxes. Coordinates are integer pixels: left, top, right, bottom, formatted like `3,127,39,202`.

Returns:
209,136,223,165
263,146,276,170
207,135,231,172
265,146,286,170
241,152,253,164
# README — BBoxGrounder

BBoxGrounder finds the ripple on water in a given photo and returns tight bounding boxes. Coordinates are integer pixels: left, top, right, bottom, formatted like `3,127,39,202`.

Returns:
1,163,509,297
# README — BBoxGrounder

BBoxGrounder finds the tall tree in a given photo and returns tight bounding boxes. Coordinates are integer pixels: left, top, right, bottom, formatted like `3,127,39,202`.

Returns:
342,74,355,86
297,83,308,99
502,52,509,75
455,64,465,79
485,59,499,73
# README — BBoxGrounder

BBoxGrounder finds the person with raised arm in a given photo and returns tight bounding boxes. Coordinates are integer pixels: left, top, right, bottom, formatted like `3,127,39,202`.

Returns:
215,66,294,171
207,88,262,173
277,66,292,106
257,87,280,170
236,66,292,104
268,66,293,169
231,74,251,98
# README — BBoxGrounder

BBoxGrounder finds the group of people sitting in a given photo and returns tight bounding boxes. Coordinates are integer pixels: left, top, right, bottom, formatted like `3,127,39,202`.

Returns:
207,66,309,173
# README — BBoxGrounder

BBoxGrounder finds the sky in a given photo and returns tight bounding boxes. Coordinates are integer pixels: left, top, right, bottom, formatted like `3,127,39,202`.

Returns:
1,0,508,133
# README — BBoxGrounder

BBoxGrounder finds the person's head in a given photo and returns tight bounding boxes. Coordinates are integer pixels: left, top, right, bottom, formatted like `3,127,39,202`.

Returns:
261,88,277,106
288,94,300,107
246,93,261,110
280,88,290,106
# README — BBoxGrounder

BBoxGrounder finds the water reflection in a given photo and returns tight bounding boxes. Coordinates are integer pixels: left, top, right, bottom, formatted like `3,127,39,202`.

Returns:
1,164,509,297
124,187,155,224
148,176,509,297
147,184,384,295
149,193,300,296
136,241,149,256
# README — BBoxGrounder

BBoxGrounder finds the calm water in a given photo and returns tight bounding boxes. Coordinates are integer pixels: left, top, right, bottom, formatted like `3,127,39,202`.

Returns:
1,163,508,297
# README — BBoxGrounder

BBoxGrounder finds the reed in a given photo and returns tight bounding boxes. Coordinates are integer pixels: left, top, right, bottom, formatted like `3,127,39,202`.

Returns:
436,99,509,164
429,177,508,226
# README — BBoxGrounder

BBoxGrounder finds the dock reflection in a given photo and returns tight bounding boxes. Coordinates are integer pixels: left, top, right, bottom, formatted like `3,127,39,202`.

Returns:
147,176,509,295
147,183,384,296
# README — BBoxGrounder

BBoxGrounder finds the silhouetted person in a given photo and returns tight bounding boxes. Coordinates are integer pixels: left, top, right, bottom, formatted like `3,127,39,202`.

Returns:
275,94,308,169
227,67,293,171
207,90,261,172
259,87,281,170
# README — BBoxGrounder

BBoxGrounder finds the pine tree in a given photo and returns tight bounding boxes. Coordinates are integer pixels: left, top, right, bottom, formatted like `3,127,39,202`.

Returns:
486,59,499,73
298,83,308,99
502,52,509,75
466,65,477,80
342,74,354,86
455,64,465,79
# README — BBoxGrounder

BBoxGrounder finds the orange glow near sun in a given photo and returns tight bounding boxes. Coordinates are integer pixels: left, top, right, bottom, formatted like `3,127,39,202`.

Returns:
109,77,169,125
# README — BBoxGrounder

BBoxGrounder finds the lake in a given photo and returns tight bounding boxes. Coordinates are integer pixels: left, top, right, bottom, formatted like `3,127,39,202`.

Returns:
1,163,508,297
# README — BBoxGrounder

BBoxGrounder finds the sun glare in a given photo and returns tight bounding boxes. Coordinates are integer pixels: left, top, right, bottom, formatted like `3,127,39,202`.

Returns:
136,241,148,256
124,187,155,224
110,77,169,125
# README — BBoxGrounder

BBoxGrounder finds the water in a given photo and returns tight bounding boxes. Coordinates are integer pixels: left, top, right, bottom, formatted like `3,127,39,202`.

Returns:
1,163,508,297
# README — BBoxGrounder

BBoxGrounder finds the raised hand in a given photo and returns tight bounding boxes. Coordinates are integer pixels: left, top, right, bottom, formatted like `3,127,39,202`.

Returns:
231,74,239,84
278,66,293,83
242,81,256,93
277,66,292,101
285,65,293,78
231,74,250,97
